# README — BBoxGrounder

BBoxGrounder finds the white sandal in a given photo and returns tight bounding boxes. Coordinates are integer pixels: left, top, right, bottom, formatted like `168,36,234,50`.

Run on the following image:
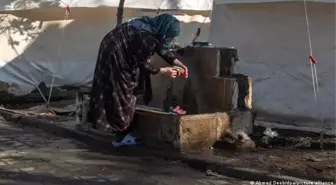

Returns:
111,134,142,147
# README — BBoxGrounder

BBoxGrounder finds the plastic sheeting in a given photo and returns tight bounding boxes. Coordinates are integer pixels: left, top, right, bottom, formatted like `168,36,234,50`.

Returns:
209,1,335,131
1,0,213,11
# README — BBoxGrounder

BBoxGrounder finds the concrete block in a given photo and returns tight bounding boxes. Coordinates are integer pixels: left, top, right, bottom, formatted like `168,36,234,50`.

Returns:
135,111,231,151
178,76,237,114
135,110,253,151
194,47,221,77
218,48,239,77
148,46,239,109
246,76,252,109
201,77,236,113
148,75,237,114
190,47,239,77
231,74,252,110
230,110,253,135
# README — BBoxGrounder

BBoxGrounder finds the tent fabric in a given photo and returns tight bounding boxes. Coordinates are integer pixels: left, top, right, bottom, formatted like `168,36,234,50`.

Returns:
0,8,210,95
1,0,213,11
215,0,336,4
209,1,335,131
0,0,212,96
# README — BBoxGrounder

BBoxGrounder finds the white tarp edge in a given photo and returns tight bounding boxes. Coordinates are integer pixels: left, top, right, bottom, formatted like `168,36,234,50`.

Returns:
1,0,213,11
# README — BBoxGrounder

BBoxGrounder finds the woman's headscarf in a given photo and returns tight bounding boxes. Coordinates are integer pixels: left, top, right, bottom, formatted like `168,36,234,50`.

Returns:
129,13,181,54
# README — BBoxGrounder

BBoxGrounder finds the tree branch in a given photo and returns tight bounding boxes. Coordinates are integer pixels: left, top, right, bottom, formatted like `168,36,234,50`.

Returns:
116,0,126,27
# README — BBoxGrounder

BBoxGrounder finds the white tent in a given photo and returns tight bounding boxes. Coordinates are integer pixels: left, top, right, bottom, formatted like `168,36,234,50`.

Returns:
210,0,335,132
0,0,212,95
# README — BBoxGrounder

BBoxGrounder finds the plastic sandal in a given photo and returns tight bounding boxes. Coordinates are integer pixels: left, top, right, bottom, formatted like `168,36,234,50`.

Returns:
111,134,143,147
175,106,186,115
170,106,186,115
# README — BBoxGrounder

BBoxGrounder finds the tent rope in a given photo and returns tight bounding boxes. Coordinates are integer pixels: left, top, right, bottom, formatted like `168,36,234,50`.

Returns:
189,2,214,46
303,0,325,150
156,0,213,47
303,0,319,98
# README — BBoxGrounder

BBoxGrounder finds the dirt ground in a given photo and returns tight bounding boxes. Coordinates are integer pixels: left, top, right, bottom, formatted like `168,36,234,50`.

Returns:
1,100,335,182
210,148,335,181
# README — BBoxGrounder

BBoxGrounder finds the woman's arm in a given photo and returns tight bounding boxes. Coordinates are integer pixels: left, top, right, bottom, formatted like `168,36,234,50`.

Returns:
140,60,160,75
156,50,176,66
155,45,188,78
135,35,181,78
139,60,178,78
156,50,189,78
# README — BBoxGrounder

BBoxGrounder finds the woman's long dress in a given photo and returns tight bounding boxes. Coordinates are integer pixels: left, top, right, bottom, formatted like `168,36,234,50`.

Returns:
87,23,176,133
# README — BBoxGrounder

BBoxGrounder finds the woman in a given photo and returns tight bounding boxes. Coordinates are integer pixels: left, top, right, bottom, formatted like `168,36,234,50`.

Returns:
87,13,188,145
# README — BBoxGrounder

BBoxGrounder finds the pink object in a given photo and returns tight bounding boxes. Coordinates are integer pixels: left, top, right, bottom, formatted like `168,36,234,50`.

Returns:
309,55,317,64
196,28,201,36
66,5,71,13
171,106,186,115
174,67,188,78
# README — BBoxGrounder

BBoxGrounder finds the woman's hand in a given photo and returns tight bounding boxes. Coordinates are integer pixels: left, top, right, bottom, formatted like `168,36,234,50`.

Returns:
159,67,178,78
173,59,188,78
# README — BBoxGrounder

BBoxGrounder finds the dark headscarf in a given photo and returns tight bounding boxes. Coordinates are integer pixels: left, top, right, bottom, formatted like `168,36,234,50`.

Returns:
129,14,181,105
129,13,181,54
